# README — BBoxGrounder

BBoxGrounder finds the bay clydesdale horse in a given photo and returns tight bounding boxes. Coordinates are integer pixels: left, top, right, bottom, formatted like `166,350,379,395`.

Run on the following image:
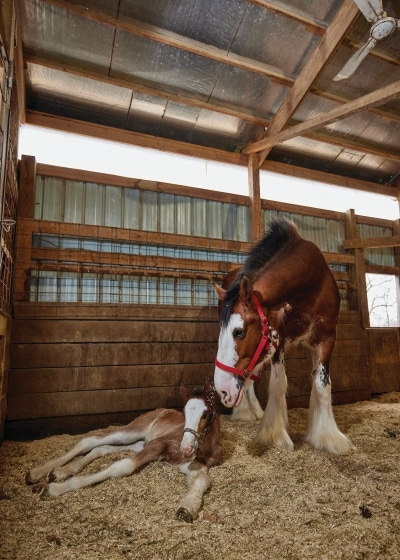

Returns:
214,218,353,455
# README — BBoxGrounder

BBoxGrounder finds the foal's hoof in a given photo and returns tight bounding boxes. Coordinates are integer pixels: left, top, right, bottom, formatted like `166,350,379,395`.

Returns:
25,472,34,485
31,483,49,498
176,507,193,523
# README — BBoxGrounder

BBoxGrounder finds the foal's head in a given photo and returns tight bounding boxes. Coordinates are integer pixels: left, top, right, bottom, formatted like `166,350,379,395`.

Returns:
180,381,216,457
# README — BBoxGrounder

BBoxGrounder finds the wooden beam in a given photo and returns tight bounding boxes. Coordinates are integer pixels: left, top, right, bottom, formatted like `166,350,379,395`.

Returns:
343,235,400,250
248,153,262,242
26,110,248,167
247,0,327,36
244,79,400,155
24,54,268,128
26,110,398,200
255,0,359,165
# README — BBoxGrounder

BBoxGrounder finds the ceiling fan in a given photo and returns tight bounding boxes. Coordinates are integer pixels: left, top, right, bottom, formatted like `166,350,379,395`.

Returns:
333,0,400,81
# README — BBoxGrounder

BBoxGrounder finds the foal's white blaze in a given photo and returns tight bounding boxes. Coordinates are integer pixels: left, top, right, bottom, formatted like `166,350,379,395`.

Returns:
214,313,245,408
180,398,207,457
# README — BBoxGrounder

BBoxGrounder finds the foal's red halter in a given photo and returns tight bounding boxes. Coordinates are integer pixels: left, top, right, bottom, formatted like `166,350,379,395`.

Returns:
215,294,277,381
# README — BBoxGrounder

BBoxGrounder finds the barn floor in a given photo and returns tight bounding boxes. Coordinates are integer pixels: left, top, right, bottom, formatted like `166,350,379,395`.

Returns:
1,393,400,560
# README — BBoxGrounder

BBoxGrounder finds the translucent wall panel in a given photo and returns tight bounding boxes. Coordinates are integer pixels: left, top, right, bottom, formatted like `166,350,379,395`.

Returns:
36,176,250,241
159,193,175,233
42,177,63,221
176,195,191,235
358,224,395,267
263,209,345,253
85,183,104,225
141,191,158,231
123,188,141,229
81,273,99,302
59,272,78,302
64,180,84,223
105,186,122,227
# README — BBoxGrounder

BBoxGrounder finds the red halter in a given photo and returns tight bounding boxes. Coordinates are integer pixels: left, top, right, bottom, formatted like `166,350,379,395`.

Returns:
215,294,278,381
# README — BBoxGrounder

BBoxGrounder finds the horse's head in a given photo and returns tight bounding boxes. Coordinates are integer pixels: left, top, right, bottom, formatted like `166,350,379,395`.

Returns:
179,380,216,457
214,274,278,408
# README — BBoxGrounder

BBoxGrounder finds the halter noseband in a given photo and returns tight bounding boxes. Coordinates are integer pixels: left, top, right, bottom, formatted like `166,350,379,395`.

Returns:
215,294,277,381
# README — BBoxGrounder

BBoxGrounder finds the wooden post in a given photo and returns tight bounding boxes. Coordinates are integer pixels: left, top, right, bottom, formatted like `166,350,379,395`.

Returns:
248,153,262,243
18,155,37,218
394,177,400,324
344,209,370,328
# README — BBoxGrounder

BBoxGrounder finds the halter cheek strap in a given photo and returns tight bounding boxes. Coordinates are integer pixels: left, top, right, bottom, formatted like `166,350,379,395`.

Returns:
215,294,277,381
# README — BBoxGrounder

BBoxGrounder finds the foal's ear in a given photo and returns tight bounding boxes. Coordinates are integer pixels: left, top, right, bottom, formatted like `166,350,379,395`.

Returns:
213,283,226,301
239,274,253,307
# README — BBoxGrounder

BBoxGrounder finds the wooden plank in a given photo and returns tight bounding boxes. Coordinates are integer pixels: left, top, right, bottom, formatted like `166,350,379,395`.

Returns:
368,329,400,393
13,302,220,321
343,234,400,250
10,341,218,369
12,318,220,344
6,385,198,419
8,363,215,394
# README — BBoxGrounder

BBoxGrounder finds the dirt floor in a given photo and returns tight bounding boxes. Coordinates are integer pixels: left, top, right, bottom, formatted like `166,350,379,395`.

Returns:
1,392,400,560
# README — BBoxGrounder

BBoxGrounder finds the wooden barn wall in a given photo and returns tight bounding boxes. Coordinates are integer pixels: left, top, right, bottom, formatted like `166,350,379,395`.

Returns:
0,1,19,440
6,160,400,438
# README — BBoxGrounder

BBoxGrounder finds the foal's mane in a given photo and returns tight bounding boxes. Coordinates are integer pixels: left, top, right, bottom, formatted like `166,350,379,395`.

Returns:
220,218,297,326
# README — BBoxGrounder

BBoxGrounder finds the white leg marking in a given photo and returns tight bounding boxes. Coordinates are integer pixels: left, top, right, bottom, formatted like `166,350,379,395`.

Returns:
305,362,354,454
254,352,294,450
231,380,264,421
176,465,211,523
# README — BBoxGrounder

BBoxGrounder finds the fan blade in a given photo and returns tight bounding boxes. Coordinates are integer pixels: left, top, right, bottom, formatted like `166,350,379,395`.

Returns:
353,0,385,22
333,36,376,81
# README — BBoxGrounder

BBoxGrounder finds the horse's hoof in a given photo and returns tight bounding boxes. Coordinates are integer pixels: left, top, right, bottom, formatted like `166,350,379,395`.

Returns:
176,507,193,523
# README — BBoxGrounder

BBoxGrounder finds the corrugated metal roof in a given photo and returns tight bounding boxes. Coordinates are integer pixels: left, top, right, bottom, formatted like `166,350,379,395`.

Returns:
17,0,400,190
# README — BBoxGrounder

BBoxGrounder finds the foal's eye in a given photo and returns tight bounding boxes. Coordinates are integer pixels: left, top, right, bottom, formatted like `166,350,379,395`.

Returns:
201,412,208,420
233,328,245,339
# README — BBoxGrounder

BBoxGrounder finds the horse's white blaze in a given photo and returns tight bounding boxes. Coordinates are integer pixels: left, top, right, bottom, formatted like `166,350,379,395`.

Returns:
214,313,244,408
180,398,207,456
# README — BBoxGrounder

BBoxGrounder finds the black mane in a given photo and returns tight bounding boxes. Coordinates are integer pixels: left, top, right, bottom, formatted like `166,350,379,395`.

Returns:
220,218,296,326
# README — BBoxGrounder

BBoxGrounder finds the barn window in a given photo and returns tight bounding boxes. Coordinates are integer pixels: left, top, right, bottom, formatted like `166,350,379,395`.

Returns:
367,274,399,328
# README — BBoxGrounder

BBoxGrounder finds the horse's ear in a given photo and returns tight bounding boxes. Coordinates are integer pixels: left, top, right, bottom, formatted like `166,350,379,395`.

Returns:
239,274,253,307
213,283,226,301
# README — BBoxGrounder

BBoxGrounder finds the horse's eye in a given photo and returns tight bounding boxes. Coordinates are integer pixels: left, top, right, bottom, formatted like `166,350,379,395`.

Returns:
201,412,208,420
233,328,245,339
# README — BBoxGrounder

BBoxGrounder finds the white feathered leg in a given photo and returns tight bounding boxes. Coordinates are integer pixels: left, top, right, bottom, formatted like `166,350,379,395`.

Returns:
305,362,354,454
253,350,293,450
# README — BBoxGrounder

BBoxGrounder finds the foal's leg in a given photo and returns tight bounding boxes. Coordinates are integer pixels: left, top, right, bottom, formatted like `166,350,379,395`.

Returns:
176,462,211,523
231,380,264,421
26,421,151,484
32,439,169,497
305,354,354,454
253,350,293,450
51,442,142,482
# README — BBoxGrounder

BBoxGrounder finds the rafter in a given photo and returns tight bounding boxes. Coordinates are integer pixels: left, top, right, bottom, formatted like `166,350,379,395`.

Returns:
243,79,400,157
255,0,359,166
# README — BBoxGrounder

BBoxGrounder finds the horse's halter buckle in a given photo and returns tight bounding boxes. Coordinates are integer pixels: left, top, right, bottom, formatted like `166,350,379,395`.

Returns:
215,294,278,381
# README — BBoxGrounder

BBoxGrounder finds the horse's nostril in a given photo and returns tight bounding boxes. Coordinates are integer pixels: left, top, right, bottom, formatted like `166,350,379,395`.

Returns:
221,391,228,402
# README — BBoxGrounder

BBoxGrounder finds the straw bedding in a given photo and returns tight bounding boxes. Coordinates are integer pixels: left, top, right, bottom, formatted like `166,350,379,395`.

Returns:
1,393,399,559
